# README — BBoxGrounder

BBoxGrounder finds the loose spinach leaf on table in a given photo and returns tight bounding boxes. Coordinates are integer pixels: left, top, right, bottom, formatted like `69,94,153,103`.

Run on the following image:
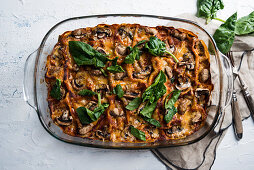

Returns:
164,90,181,123
78,89,97,96
76,92,109,125
113,84,124,98
69,41,110,68
107,57,125,73
213,12,237,54
130,125,146,141
197,0,224,24
125,97,142,111
145,37,179,63
50,79,62,100
124,40,146,64
235,11,254,35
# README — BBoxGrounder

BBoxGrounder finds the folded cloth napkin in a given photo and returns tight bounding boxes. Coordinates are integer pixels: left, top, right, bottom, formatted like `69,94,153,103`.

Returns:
151,14,254,170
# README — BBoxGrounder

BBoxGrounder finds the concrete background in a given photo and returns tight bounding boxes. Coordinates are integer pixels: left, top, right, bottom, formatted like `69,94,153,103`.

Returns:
0,0,254,169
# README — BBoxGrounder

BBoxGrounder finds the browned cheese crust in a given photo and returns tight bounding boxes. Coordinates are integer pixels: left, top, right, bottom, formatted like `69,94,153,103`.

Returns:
45,24,213,142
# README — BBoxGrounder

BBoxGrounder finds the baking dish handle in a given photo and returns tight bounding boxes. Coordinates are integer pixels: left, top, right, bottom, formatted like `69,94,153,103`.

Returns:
23,49,38,111
221,52,233,110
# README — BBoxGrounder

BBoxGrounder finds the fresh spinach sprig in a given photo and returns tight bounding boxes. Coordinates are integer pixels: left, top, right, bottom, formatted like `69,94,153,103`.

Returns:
235,11,254,35
130,125,146,141
113,84,124,98
77,90,109,125
145,37,179,63
197,0,224,24
213,12,237,54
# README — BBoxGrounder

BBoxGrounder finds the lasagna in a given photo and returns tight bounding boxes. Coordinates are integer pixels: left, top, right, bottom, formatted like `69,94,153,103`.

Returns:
45,24,213,142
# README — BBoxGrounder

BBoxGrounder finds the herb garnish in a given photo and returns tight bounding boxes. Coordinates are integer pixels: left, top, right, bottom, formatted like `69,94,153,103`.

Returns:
125,97,142,111
78,89,97,96
213,12,237,54
164,90,181,123
197,0,224,24
50,79,62,100
140,71,167,118
69,41,110,68
113,84,124,98
76,91,109,125
124,40,146,64
145,37,179,63
107,57,125,73
130,125,146,141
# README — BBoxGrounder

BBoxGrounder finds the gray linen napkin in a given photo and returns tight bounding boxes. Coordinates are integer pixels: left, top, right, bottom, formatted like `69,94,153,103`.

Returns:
151,14,254,170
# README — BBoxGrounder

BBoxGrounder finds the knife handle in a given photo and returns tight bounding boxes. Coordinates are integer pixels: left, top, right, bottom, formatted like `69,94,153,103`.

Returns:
242,89,254,120
238,75,254,119
232,92,243,140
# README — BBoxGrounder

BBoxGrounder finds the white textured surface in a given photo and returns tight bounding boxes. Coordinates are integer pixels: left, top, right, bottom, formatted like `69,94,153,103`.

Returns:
0,0,254,169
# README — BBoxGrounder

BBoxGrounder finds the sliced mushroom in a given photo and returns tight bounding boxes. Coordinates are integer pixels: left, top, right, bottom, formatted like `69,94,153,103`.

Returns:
121,126,135,140
178,61,195,70
123,90,140,99
165,66,173,79
145,27,158,35
94,28,112,39
118,27,133,40
178,98,192,115
133,65,152,79
115,72,127,80
56,110,72,126
175,77,191,90
95,129,110,140
191,111,202,123
165,126,183,135
79,123,94,135
72,29,85,38
110,108,124,117
89,69,103,76
72,78,85,90
116,44,127,56
137,102,146,114
85,101,97,111
171,29,186,40
96,47,107,55
195,88,210,105
200,69,209,82
96,84,110,98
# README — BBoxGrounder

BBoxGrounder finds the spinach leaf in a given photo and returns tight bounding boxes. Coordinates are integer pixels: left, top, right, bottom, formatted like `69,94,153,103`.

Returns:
78,89,97,96
140,71,167,118
164,90,181,110
164,106,177,123
145,37,179,62
164,90,181,123
142,70,167,104
76,92,109,125
76,107,93,125
113,84,124,98
213,12,237,54
69,41,110,68
143,117,161,127
140,102,157,118
130,125,146,141
124,40,146,64
197,0,224,24
235,11,254,35
50,79,62,100
125,97,142,111
107,57,125,73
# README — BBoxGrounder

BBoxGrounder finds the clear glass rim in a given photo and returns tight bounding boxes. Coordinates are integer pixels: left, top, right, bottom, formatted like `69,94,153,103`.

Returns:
34,14,223,149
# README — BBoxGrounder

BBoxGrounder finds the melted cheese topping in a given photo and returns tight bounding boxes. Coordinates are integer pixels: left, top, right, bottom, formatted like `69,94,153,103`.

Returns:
45,24,213,143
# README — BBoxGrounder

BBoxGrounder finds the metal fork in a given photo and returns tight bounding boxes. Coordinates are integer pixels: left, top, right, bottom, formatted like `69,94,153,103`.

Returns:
226,51,243,140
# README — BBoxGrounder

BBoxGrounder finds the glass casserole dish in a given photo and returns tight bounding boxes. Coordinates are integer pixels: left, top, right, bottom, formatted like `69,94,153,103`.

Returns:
23,14,233,149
